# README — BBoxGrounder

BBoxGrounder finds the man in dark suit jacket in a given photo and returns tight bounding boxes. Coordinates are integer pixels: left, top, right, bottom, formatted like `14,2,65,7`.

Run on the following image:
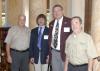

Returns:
29,14,49,71
48,4,72,71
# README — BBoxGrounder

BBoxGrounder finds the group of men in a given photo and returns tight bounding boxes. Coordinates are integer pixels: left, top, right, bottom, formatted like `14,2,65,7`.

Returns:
5,4,98,71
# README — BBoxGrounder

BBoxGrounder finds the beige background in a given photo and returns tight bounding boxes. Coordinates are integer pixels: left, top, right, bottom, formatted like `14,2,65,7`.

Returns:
0,0,100,71
7,0,23,26
29,0,47,29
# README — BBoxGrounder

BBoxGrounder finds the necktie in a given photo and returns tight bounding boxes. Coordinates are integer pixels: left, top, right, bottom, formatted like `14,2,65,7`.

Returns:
37,27,42,49
53,21,59,48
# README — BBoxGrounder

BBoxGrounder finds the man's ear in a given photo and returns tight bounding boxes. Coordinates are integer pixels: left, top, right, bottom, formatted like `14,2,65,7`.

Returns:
80,24,83,30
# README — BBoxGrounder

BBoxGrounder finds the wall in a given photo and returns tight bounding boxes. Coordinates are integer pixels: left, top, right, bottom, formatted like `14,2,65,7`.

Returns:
29,0,47,29
7,0,23,26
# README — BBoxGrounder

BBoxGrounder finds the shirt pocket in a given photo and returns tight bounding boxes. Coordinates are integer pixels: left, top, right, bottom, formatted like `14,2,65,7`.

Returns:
78,41,87,50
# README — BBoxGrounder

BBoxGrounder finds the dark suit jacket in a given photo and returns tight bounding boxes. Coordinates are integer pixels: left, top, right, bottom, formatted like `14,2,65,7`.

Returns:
48,16,72,62
29,26,49,64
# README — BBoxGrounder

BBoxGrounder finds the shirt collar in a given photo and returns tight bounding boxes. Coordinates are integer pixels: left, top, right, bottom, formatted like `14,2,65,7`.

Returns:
39,25,45,29
72,31,83,38
55,16,63,22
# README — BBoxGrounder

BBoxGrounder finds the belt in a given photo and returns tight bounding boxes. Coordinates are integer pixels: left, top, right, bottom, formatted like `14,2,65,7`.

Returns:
52,48,60,52
11,48,29,52
69,63,88,67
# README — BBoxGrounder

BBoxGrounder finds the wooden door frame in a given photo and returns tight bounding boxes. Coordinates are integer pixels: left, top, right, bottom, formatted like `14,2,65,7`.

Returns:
84,0,92,34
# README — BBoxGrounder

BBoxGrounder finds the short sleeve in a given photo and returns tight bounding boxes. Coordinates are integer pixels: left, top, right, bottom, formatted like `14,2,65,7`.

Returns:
4,28,13,45
87,36,98,59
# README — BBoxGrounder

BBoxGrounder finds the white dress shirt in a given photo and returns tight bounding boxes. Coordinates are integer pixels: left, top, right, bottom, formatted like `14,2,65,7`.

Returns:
51,16,63,50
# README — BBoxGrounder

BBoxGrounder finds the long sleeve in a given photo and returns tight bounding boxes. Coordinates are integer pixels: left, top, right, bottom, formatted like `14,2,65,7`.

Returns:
29,30,35,58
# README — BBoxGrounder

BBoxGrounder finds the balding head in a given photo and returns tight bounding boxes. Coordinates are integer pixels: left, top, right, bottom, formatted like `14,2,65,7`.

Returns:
18,14,26,27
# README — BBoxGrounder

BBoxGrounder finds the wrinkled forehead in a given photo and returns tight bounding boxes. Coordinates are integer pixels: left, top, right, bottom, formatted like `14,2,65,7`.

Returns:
53,7,63,12
71,18,82,26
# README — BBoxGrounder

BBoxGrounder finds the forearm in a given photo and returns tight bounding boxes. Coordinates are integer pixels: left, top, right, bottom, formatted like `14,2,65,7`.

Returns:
88,59,93,71
46,55,49,64
64,58,69,71
6,44,11,57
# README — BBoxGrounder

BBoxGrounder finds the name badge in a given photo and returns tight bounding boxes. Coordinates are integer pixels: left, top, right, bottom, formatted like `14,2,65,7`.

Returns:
64,27,70,32
44,35,48,40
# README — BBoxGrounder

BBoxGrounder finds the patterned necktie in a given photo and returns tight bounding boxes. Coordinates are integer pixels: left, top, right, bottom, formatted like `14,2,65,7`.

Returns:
53,21,59,48
37,27,42,49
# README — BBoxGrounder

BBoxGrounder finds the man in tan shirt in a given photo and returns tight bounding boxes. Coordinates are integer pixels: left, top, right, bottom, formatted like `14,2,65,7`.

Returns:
5,15,30,71
64,16,98,71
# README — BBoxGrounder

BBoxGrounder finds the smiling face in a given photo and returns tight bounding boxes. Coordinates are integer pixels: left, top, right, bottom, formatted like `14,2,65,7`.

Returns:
36,14,47,27
71,18,82,34
52,5,63,20
38,17,45,26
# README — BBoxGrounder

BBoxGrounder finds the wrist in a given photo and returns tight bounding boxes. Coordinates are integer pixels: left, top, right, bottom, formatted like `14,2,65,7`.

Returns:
88,69,92,71
7,54,11,57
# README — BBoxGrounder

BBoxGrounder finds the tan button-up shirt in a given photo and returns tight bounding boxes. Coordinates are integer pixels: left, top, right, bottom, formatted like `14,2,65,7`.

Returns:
65,31,98,65
5,25,30,51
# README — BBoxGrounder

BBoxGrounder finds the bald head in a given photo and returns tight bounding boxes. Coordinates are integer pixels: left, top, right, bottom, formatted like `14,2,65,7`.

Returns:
18,14,26,27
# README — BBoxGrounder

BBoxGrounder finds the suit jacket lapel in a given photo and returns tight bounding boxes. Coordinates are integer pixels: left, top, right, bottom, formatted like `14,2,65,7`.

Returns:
42,26,46,36
36,27,39,37
61,16,65,40
50,20,55,33
60,16,68,44
41,26,47,49
35,27,39,46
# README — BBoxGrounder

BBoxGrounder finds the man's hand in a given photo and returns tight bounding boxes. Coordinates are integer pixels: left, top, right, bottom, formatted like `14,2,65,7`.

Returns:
7,55,12,63
6,44,12,63
46,55,49,64
46,58,49,64
88,59,93,71
64,58,69,71
30,58,34,64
